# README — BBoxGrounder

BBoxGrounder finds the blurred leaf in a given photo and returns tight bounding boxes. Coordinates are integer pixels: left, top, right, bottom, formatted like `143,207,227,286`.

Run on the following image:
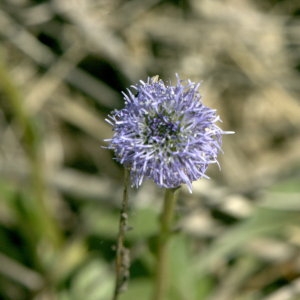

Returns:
261,191,300,211
128,208,159,240
195,275,215,300
207,256,260,300
269,178,300,193
168,234,197,300
119,279,152,300
83,204,159,241
69,258,114,300
82,204,118,239
0,179,18,225
193,196,300,276
47,239,87,284
168,234,215,300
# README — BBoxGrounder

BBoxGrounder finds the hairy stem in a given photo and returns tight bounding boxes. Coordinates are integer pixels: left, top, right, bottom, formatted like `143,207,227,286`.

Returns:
112,168,130,300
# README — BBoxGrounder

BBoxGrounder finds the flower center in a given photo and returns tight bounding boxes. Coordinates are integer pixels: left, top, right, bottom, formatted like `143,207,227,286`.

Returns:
145,113,180,145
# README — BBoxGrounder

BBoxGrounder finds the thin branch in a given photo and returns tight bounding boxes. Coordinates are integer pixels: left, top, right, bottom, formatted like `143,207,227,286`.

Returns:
112,168,130,300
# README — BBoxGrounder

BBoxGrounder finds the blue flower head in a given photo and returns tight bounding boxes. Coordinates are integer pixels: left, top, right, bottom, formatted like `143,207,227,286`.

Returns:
105,75,233,192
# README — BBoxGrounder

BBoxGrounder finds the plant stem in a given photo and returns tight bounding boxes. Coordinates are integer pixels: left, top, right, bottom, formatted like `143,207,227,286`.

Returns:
152,187,179,300
112,168,130,300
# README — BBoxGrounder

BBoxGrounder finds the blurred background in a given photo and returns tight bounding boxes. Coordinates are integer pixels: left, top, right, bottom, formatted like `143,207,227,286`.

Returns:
0,0,300,299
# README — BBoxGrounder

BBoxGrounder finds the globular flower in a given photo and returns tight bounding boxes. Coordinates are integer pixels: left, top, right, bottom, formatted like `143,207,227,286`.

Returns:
105,75,233,192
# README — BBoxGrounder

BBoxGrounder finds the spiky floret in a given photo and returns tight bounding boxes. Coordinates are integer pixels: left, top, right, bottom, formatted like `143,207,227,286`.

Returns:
105,75,232,192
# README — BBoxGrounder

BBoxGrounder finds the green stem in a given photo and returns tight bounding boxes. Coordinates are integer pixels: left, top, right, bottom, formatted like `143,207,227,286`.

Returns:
112,168,130,300
152,187,179,300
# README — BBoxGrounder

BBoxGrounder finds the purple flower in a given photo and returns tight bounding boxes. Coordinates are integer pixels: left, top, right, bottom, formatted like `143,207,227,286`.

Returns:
105,75,233,192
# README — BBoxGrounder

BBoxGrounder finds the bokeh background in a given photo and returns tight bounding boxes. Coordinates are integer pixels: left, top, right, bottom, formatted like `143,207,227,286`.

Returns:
1,0,300,299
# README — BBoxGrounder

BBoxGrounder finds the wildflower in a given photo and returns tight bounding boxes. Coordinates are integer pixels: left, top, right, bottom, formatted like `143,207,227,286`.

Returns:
105,75,233,192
